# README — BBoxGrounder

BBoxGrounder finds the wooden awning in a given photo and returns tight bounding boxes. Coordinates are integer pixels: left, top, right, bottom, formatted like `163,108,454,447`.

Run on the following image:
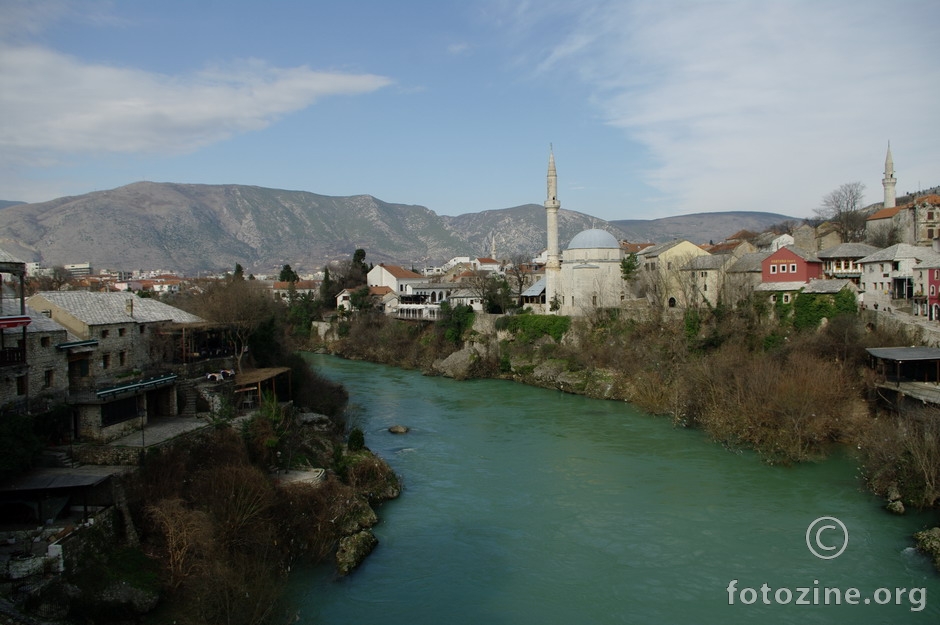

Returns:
234,367,292,404
235,367,291,387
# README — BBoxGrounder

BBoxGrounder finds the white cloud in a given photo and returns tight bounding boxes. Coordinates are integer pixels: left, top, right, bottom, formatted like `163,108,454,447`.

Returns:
0,45,392,158
504,0,940,217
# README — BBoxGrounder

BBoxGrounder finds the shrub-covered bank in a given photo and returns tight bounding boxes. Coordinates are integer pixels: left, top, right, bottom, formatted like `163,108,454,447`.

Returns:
24,396,399,625
322,303,940,528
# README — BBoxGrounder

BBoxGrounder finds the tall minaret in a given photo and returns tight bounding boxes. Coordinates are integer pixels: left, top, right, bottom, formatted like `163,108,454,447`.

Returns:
544,146,561,310
883,142,897,208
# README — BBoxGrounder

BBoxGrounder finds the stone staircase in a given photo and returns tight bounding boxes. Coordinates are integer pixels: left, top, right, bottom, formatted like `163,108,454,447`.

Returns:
40,447,81,469
177,379,198,417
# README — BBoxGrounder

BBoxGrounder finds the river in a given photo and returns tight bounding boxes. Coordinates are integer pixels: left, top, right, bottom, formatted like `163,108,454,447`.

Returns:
286,354,939,624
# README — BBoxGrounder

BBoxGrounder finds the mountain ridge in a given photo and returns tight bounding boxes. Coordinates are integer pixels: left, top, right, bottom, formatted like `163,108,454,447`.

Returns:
0,182,796,275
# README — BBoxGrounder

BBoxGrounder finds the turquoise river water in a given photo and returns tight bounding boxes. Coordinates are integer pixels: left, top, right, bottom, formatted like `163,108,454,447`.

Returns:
286,354,939,624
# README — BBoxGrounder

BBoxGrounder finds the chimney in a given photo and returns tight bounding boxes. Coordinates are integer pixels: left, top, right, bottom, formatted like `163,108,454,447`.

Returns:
125,298,134,317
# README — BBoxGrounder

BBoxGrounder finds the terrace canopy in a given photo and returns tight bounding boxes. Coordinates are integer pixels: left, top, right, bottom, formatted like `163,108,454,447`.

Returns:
866,347,940,384
234,367,292,409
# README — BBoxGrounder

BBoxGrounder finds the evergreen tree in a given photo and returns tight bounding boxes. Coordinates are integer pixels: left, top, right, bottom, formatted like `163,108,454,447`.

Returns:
279,264,299,283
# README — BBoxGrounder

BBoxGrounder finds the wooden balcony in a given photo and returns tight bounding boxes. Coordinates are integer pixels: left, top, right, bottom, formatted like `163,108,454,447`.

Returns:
0,345,26,367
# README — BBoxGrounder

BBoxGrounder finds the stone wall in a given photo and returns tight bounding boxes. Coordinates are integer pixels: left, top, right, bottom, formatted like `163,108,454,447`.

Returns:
74,444,145,466
862,309,940,347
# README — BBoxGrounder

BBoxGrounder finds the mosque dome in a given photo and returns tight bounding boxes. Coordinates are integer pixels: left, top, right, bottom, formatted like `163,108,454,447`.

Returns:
566,229,620,250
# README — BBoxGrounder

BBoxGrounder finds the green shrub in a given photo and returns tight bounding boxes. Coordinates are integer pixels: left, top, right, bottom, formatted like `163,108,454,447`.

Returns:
347,427,365,451
496,312,570,343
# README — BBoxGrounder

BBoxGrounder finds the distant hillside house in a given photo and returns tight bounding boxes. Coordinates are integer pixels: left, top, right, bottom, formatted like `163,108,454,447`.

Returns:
866,194,940,246
755,246,823,306
637,239,711,308
816,243,879,285
724,252,772,302
792,222,841,253
336,285,395,313
271,279,320,301
367,264,424,295
681,254,736,307
761,246,822,284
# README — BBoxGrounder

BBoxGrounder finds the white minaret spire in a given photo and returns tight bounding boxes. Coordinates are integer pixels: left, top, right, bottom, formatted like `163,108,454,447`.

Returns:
883,141,897,208
544,145,561,311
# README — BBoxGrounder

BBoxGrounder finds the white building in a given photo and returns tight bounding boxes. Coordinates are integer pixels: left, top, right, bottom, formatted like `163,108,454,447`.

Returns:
858,243,940,311
554,229,626,315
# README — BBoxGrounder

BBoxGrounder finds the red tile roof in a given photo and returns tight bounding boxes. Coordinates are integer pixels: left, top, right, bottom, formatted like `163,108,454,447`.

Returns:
620,242,654,254
867,206,901,221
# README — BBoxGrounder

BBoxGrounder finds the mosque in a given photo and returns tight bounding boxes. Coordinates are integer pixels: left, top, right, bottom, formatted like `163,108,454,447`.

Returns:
542,149,627,316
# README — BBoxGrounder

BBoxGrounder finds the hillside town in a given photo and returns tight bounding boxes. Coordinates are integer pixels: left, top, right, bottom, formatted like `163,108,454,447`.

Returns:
1,146,940,619
4,147,940,430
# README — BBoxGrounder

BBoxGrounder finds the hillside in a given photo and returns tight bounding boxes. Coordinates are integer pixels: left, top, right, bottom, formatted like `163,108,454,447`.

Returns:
0,183,797,275
610,211,794,245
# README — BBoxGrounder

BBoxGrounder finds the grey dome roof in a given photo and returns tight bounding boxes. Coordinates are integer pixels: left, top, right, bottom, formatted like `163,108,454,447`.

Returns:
566,229,620,250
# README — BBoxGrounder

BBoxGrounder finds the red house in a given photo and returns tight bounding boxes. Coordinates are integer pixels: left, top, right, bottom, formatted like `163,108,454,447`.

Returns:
761,246,823,284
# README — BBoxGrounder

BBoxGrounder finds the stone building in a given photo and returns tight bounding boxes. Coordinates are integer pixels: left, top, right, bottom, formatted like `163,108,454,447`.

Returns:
26,291,205,442
554,229,626,316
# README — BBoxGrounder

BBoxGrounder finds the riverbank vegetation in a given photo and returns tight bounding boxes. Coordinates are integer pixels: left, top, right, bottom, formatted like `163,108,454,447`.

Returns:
129,401,398,625
322,298,940,520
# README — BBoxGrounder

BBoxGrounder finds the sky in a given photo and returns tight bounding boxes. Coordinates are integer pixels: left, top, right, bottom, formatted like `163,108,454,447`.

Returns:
1,0,938,223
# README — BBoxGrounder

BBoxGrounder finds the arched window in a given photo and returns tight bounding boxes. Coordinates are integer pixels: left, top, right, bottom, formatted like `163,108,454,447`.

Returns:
668,297,677,308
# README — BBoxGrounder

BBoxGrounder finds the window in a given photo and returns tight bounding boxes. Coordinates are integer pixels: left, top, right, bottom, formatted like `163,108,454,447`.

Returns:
935,270,940,280
119,351,127,366
102,353,111,369
119,328,126,337
929,211,935,221
101,329,109,338
40,336,50,347
771,294,777,303
929,228,936,239
592,295,597,306
16,375,27,396
790,264,797,273
783,293,791,304
932,285,936,297
43,370,54,388
703,283,708,291
770,265,777,274
139,325,146,334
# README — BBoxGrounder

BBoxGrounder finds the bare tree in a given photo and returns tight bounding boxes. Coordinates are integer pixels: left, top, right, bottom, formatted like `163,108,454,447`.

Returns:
25,266,72,294
195,277,275,372
504,253,534,307
815,182,867,242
